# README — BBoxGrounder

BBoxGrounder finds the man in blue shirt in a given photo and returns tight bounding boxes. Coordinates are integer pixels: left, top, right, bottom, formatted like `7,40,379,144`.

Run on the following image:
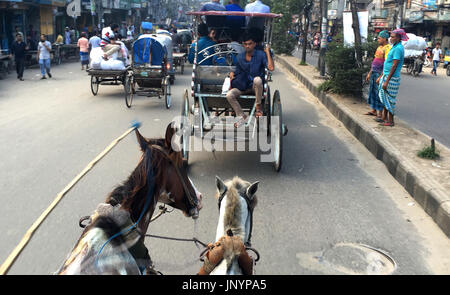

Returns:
225,0,245,29
377,29,407,127
201,0,226,28
226,30,274,127
188,23,217,65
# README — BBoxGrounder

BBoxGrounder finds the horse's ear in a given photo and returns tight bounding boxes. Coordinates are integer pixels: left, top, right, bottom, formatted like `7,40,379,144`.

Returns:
215,176,227,195
246,181,259,200
135,129,149,151
164,122,176,151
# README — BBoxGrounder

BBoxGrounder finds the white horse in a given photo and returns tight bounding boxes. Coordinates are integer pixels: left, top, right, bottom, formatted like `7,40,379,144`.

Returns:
208,176,259,275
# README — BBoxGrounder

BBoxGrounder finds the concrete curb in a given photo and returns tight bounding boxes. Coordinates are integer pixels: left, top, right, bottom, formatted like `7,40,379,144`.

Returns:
276,55,450,238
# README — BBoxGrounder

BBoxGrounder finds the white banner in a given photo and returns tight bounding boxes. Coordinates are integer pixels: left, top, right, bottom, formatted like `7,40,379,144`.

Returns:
66,0,81,18
343,11,368,46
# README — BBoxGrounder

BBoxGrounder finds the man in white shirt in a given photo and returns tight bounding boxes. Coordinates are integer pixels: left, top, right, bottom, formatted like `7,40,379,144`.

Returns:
37,34,52,79
431,43,442,76
244,0,270,30
89,31,101,50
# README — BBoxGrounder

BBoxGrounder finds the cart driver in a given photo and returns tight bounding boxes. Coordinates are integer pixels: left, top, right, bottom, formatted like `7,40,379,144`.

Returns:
226,30,274,128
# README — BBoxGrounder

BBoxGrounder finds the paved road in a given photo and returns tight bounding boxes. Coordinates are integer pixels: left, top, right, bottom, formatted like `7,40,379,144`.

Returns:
0,62,449,275
293,48,450,148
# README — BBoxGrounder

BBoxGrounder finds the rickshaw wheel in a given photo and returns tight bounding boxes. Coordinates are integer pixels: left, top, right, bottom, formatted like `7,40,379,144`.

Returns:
164,77,172,109
406,62,413,74
271,90,283,172
91,76,99,96
265,86,271,137
124,75,133,108
180,89,191,168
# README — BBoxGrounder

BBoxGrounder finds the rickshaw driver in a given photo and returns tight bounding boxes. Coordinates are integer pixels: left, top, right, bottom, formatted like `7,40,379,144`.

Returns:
226,31,274,128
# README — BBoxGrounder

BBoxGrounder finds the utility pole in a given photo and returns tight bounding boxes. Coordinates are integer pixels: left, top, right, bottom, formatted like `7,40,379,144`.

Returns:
318,0,328,77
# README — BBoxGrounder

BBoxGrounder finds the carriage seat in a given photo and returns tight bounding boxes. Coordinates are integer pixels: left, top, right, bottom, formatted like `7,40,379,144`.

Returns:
196,65,235,93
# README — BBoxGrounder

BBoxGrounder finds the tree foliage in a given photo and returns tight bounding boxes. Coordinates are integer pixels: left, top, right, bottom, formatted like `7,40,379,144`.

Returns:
318,33,378,98
264,0,305,54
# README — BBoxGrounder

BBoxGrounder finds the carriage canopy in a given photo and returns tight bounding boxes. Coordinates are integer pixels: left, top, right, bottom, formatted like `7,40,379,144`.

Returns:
133,36,167,66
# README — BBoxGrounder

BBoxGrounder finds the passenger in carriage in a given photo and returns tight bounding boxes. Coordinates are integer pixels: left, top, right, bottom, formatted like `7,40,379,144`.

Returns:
226,30,274,128
225,0,246,29
188,23,217,65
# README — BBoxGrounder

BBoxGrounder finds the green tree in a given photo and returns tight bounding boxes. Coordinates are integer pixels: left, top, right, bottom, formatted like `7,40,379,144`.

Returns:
265,0,305,54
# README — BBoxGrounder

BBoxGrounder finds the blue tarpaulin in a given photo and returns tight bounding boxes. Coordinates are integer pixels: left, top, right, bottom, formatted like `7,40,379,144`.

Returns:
133,37,166,66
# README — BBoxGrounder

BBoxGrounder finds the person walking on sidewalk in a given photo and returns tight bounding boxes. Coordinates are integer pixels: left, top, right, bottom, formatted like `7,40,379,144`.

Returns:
10,33,28,81
37,34,52,79
431,43,442,76
377,29,407,127
365,30,390,121
77,32,89,71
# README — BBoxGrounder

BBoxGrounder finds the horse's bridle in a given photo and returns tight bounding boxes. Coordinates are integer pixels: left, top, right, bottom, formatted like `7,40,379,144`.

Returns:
149,144,198,211
217,189,254,247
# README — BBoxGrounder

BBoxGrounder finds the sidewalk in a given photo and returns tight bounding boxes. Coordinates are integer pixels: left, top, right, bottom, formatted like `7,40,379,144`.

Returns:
276,54,450,238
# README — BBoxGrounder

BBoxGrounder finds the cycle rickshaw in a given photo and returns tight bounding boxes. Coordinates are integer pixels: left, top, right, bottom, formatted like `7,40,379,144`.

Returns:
178,11,287,172
125,35,172,108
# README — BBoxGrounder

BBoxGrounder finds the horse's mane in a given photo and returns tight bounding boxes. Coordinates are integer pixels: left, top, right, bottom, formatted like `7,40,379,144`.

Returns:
220,177,257,233
105,138,178,222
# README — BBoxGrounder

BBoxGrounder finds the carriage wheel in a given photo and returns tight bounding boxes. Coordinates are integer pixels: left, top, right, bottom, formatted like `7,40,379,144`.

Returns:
91,76,99,96
164,77,172,109
180,89,191,168
271,90,283,172
124,75,133,108
406,62,413,75
265,86,271,137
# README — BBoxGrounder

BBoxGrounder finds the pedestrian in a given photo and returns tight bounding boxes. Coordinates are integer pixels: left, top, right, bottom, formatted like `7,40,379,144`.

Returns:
65,27,72,45
37,34,52,79
89,31,101,50
376,29,407,127
10,33,28,81
13,26,23,40
365,30,390,121
431,42,442,76
77,32,89,71
226,30,275,128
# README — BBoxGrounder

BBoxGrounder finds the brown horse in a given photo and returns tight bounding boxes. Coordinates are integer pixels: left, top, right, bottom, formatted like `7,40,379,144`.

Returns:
57,124,203,274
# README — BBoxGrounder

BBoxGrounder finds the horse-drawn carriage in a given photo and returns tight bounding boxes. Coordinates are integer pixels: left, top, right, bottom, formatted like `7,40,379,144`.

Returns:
179,11,287,172
88,35,172,109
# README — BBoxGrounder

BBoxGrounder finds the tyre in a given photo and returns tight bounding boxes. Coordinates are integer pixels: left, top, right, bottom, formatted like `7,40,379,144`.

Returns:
91,75,99,95
271,90,283,172
124,75,133,108
181,63,184,75
180,89,191,168
265,86,271,137
447,66,450,76
406,62,413,74
164,77,172,109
